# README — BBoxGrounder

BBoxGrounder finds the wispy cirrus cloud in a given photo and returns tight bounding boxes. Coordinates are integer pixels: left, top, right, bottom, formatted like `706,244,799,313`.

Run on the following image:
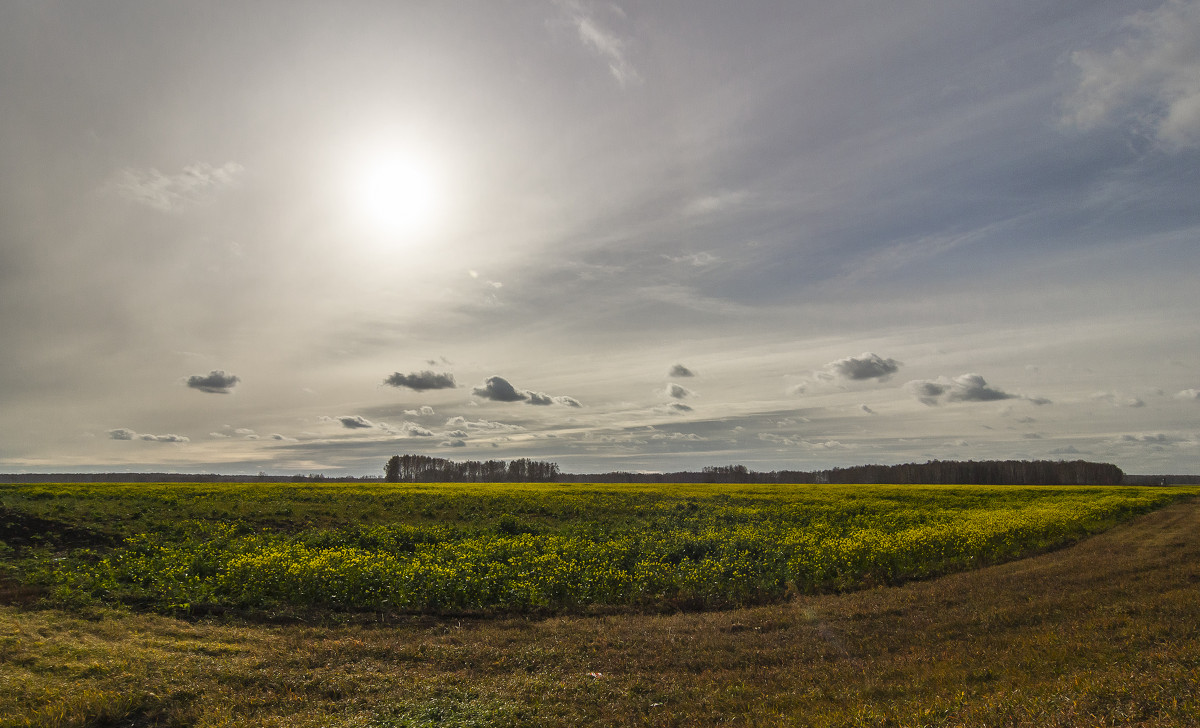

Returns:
1061,0,1200,150
112,161,244,212
552,0,641,87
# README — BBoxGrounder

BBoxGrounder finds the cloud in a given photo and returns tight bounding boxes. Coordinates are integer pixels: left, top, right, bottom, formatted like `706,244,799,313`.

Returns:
669,364,696,378
667,402,693,413
440,439,467,448
554,0,640,86
664,252,720,267
908,380,948,406
666,383,693,400
527,391,554,406
445,417,524,431
140,433,189,443
383,371,457,391
445,430,469,439
112,161,244,211
472,376,581,406
335,415,373,429
108,427,188,443
1061,0,1200,149
946,373,1018,403
403,406,437,417
1092,391,1145,407
828,353,901,381
270,434,298,442
1174,388,1200,401
860,404,876,415
186,370,240,394
473,376,527,402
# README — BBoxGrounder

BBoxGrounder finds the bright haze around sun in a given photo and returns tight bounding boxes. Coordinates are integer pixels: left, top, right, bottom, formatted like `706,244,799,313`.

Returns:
2,1,1199,476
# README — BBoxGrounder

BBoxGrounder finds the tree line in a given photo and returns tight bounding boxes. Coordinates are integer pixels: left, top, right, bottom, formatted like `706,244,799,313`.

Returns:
557,459,1125,485
384,454,560,483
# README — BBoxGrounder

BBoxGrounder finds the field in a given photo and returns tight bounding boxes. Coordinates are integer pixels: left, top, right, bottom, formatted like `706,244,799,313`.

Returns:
2,481,1198,726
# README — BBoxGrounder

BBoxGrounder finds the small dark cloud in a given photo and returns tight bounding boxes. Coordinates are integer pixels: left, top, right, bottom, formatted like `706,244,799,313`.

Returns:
1025,396,1053,406
473,376,527,402
186,370,239,394
666,383,693,399
445,430,469,439
472,376,581,406
108,428,136,440
1022,433,1043,439
440,439,467,448
947,374,1017,403
829,353,900,381
908,380,947,406
668,402,693,413
669,364,695,377
384,371,457,391
860,404,875,414
912,374,1019,405
336,415,373,429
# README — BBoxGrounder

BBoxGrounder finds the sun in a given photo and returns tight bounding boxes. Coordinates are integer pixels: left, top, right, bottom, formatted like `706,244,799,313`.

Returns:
345,146,446,239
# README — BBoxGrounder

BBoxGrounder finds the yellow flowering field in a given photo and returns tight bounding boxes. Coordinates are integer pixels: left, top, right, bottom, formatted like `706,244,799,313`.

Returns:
4,481,1193,614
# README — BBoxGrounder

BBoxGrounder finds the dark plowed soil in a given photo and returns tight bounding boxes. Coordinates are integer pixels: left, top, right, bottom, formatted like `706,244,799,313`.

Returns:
0,505,115,552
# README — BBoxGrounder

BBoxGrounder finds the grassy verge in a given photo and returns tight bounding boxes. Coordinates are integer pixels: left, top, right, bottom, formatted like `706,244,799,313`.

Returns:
1,496,1196,726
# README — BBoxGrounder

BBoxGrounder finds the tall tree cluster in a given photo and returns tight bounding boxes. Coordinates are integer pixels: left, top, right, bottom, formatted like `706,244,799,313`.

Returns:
383,454,559,483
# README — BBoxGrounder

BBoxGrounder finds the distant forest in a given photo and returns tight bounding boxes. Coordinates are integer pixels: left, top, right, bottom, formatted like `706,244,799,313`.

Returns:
5,457,1193,485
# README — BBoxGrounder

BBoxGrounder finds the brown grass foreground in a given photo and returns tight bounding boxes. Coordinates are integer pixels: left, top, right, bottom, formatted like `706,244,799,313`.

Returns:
2,499,1198,727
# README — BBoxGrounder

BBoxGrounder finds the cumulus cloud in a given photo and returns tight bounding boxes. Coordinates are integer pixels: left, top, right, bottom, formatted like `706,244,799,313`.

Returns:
527,391,554,406
1061,0,1200,150
907,374,1026,405
473,376,527,402
445,430,469,439
946,373,1018,403
666,402,693,413
108,428,188,443
908,380,948,406
383,371,457,391
186,370,240,394
440,439,467,448
1174,388,1200,401
140,433,189,442
378,421,434,438
335,415,373,429
666,383,693,400
112,161,244,211
403,406,437,417
472,376,581,406
828,353,901,381
445,417,524,431
669,364,696,378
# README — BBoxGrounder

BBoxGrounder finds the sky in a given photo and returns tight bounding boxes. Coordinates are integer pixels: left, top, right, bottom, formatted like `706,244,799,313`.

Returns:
2,0,1199,476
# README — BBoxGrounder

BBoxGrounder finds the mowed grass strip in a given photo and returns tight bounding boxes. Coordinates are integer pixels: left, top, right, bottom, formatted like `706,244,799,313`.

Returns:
1,496,1197,727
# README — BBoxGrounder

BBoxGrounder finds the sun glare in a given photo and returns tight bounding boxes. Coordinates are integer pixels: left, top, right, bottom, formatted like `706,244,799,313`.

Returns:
345,147,446,239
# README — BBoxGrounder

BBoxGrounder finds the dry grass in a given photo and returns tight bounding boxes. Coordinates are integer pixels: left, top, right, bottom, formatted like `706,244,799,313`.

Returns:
2,498,1197,727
